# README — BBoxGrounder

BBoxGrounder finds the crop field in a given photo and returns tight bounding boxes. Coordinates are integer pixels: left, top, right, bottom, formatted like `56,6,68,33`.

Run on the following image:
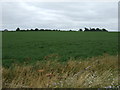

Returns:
2,31,118,67
2,31,119,88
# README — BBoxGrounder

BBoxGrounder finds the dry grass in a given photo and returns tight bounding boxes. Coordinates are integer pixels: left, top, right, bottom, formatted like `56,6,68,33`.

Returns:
2,54,119,88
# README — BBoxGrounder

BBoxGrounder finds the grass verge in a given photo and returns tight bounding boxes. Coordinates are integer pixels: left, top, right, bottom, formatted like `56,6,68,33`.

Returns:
2,54,119,88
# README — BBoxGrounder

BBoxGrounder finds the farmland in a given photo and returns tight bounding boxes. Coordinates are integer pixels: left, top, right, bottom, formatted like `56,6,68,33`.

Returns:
2,31,119,88
2,31,118,67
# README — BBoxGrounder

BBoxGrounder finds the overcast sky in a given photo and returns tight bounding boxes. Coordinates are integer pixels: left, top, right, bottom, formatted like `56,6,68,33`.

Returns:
2,1,118,31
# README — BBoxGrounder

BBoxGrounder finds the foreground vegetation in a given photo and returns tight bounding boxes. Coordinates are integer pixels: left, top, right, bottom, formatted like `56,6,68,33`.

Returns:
2,54,119,88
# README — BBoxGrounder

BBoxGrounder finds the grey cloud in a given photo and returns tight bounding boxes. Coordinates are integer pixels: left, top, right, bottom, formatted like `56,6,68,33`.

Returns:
2,1,118,31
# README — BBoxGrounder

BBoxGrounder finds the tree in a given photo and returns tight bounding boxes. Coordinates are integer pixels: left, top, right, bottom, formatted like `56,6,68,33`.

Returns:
102,28,108,32
84,27,89,31
4,29,8,32
35,28,39,31
16,28,20,31
96,28,102,31
30,29,34,31
90,28,96,31
79,29,83,31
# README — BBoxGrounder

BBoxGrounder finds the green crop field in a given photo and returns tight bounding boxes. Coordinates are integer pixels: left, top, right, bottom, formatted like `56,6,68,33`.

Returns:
2,31,118,67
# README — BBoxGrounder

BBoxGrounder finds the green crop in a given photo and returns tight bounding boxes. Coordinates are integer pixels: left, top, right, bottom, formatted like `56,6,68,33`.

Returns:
2,31,118,67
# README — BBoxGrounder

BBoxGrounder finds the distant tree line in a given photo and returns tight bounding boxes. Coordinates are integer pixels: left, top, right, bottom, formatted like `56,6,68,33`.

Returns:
4,27,108,32
15,28,61,32
82,27,108,32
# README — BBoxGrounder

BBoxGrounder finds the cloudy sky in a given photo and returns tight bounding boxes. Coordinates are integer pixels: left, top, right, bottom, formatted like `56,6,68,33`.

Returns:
2,1,118,31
